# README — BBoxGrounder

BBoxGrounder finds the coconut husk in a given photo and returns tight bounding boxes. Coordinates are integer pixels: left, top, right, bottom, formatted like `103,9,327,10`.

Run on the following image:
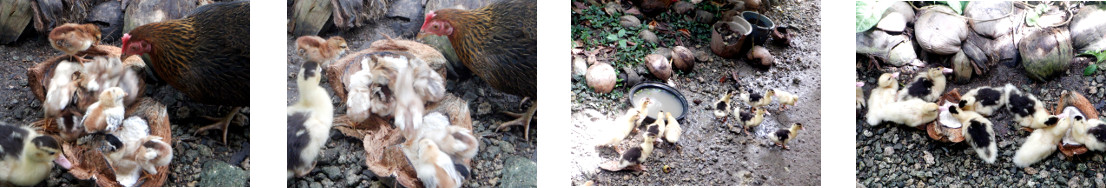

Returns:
38,98,171,186
1053,90,1094,157
325,38,449,102
927,88,965,143
1019,27,1073,81
0,0,34,44
341,93,474,188
915,5,969,55
28,45,146,114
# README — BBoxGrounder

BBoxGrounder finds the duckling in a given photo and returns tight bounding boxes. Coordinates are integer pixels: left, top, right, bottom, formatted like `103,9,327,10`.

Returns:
418,112,479,163
1069,110,1106,151
958,85,1011,116
82,87,127,133
135,136,172,175
605,124,659,172
865,73,900,124
740,89,772,108
944,106,997,163
0,124,69,186
662,112,682,144
648,112,666,144
44,60,83,117
713,91,735,123
1007,88,1052,129
769,123,803,150
868,98,940,127
595,98,652,151
770,89,798,110
287,62,335,178
1013,112,1069,167
856,82,865,110
897,67,952,102
405,138,467,188
735,107,768,133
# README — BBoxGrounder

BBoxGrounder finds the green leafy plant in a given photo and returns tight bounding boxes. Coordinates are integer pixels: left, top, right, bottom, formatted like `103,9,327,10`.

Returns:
1080,50,1106,76
941,1,966,15
1025,3,1049,27
855,1,887,32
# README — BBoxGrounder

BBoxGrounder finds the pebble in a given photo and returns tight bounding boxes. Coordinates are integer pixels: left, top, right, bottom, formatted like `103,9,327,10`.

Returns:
883,146,894,156
324,166,341,179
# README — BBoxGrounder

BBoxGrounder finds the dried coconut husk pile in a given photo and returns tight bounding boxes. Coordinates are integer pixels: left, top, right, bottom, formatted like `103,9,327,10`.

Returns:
26,45,169,186
926,88,965,143
1053,91,1096,157
332,95,474,188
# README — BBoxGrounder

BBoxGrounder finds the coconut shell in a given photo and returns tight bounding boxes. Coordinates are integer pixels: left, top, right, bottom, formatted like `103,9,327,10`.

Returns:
747,45,773,66
586,63,616,93
36,98,172,187
645,54,672,80
1053,90,1095,157
965,1,1017,38
326,39,448,103
671,46,695,71
926,88,965,143
915,5,969,55
1071,5,1106,52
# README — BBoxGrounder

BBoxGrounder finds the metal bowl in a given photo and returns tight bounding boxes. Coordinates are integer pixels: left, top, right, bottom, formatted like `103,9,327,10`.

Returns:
627,82,689,121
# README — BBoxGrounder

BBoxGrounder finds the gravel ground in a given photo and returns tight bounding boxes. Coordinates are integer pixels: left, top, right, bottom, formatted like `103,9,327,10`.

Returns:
0,29,250,186
568,0,822,186
284,12,538,188
857,58,1106,187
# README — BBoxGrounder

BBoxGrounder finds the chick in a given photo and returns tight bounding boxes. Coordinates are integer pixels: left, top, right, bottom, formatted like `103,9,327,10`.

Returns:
419,112,479,164
856,82,865,110
82,87,127,133
945,106,997,163
0,124,69,186
735,107,768,133
295,36,350,66
769,123,803,150
44,60,83,117
48,23,101,62
867,98,939,127
770,89,798,110
866,73,899,114
740,89,772,108
134,136,172,175
1007,88,1052,129
896,67,952,102
406,138,468,188
958,84,1014,116
55,108,84,142
103,116,153,186
345,70,375,123
662,112,682,144
609,124,659,172
287,62,335,178
713,91,735,122
595,98,652,151
1013,112,1069,167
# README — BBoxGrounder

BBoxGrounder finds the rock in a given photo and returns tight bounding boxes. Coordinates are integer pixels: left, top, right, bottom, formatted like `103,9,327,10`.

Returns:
673,1,694,14
620,15,641,28
1071,5,1106,52
198,161,248,187
922,151,934,165
500,155,536,188
640,30,659,44
572,56,587,77
695,10,714,24
324,166,341,179
124,0,202,34
876,12,906,32
87,1,124,42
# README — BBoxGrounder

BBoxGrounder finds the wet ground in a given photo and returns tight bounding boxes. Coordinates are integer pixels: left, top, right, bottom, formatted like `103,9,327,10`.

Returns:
857,53,1106,186
0,32,250,186
284,18,538,187
568,0,822,186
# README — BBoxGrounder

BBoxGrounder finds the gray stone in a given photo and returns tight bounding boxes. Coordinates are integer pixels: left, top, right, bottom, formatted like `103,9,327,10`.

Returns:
198,160,248,187
620,15,641,28
640,30,659,44
500,155,536,188
324,166,341,179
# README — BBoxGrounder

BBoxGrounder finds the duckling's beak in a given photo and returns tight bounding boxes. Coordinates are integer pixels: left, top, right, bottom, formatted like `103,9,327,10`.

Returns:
55,154,73,169
941,67,954,74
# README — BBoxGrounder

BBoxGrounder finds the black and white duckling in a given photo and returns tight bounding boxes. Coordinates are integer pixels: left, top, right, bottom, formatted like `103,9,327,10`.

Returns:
1007,87,1052,129
595,98,652,151
287,62,335,178
735,107,768,133
769,123,803,150
897,67,952,102
713,91,735,122
740,89,773,108
0,124,70,186
944,105,997,163
958,84,1014,116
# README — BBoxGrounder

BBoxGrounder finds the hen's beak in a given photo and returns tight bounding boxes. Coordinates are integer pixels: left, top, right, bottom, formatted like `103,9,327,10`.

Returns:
415,32,429,41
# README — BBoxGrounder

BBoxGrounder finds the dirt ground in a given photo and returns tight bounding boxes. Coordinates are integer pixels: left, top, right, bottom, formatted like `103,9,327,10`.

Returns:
568,0,822,186
0,31,250,186
284,18,538,187
857,61,1106,187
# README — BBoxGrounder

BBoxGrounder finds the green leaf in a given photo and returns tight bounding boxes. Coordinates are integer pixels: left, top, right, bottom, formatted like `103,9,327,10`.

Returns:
942,1,965,15
1086,64,1098,76
619,40,627,49
607,33,618,41
617,29,626,37
1080,50,1106,63
855,1,883,32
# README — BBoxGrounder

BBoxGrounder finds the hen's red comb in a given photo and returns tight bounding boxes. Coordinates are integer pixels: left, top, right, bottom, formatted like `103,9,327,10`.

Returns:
121,33,132,54
421,11,437,31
